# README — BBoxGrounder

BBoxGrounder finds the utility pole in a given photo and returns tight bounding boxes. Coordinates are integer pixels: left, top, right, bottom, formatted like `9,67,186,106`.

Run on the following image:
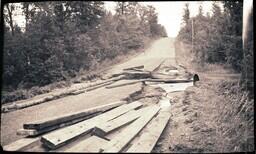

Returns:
191,18,194,54
242,0,253,91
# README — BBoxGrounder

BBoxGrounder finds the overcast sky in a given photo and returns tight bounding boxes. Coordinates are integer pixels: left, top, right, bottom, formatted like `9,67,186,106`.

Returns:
105,1,220,37
10,1,222,38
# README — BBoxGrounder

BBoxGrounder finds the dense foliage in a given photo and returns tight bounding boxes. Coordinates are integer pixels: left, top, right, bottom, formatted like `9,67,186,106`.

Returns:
176,1,253,94
2,1,167,92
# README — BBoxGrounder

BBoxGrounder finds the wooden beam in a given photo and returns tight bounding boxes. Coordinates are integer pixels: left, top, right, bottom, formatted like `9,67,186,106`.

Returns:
2,76,125,113
41,101,143,149
64,135,109,152
106,80,142,89
86,80,115,91
24,101,126,130
18,113,100,137
126,111,171,153
92,106,153,137
100,105,160,153
106,78,193,89
123,65,144,71
3,137,40,151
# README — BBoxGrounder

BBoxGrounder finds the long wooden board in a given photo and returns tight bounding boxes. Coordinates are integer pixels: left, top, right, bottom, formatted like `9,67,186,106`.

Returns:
3,137,40,151
106,78,193,89
2,76,125,113
64,135,109,152
24,101,126,130
92,106,153,137
18,113,100,137
86,80,115,91
123,65,144,71
126,111,171,153
41,101,143,149
100,105,160,153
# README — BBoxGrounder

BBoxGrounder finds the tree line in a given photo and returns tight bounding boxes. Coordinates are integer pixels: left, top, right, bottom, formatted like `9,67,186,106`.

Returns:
2,1,167,92
177,1,253,94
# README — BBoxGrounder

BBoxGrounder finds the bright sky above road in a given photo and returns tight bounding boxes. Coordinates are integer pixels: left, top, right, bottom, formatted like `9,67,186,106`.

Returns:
105,1,220,38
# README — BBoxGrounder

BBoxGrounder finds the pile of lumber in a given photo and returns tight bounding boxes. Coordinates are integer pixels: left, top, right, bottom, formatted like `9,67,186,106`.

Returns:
16,101,127,137
4,101,171,153
2,64,197,113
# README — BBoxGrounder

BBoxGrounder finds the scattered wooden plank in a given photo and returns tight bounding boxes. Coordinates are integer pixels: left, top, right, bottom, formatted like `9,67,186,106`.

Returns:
123,65,144,71
2,76,125,113
92,106,153,137
86,80,115,91
123,71,151,79
126,111,171,153
145,78,193,83
3,137,40,151
64,135,109,152
127,68,148,72
70,90,85,95
41,101,143,149
18,112,100,137
1,103,17,113
152,59,166,72
24,101,126,130
106,80,142,89
106,78,193,89
100,105,160,153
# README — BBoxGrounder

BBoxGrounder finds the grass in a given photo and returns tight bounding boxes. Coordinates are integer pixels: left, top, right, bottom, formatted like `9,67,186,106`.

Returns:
214,80,254,152
170,39,254,152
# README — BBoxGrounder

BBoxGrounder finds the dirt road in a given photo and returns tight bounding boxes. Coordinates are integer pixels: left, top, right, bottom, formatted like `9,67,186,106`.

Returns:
1,37,176,146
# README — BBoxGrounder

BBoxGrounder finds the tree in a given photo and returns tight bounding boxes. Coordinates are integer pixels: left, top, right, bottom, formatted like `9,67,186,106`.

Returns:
223,0,243,36
4,4,15,35
182,3,190,25
115,2,138,16
198,5,203,17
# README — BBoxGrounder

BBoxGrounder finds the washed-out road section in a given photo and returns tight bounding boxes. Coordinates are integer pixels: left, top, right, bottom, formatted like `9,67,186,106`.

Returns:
1,37,176,146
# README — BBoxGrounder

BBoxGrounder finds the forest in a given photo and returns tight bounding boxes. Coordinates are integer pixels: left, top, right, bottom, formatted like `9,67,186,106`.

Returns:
2,1,167,103
176,1,253,95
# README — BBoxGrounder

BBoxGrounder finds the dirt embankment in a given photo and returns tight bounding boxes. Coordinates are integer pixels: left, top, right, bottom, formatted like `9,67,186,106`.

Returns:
152,41,254,152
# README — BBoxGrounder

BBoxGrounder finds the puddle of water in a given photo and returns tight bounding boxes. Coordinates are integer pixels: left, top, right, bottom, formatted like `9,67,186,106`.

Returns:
150,82,194,93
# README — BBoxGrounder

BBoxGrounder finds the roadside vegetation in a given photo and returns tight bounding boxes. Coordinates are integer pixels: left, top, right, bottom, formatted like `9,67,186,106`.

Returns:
176,1,253,95
170,1,254,152
2,1,167,104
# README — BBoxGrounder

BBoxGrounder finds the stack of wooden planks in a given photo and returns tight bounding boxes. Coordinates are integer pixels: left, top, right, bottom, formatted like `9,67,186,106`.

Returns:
17,101,127,137
4,101,171,153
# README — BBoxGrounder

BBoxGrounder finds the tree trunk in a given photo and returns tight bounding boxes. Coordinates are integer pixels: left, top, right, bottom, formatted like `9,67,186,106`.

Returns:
6,4,14,36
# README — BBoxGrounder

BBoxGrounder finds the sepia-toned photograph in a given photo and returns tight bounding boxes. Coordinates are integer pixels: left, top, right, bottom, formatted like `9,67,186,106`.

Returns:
1,0,254,153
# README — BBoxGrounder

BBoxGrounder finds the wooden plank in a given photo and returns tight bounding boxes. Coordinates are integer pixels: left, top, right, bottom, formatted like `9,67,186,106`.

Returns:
41,101,143,149
86,80,115,91
24,101,126,130
100,105,160,153
144,78,194,83
106,80,142,89
3,137,40,151
126,111,171,153
18,113,100,137
2,76,125,113
106,78,193,89
92,106,153,137
123,65,144,71
64,136,109,152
